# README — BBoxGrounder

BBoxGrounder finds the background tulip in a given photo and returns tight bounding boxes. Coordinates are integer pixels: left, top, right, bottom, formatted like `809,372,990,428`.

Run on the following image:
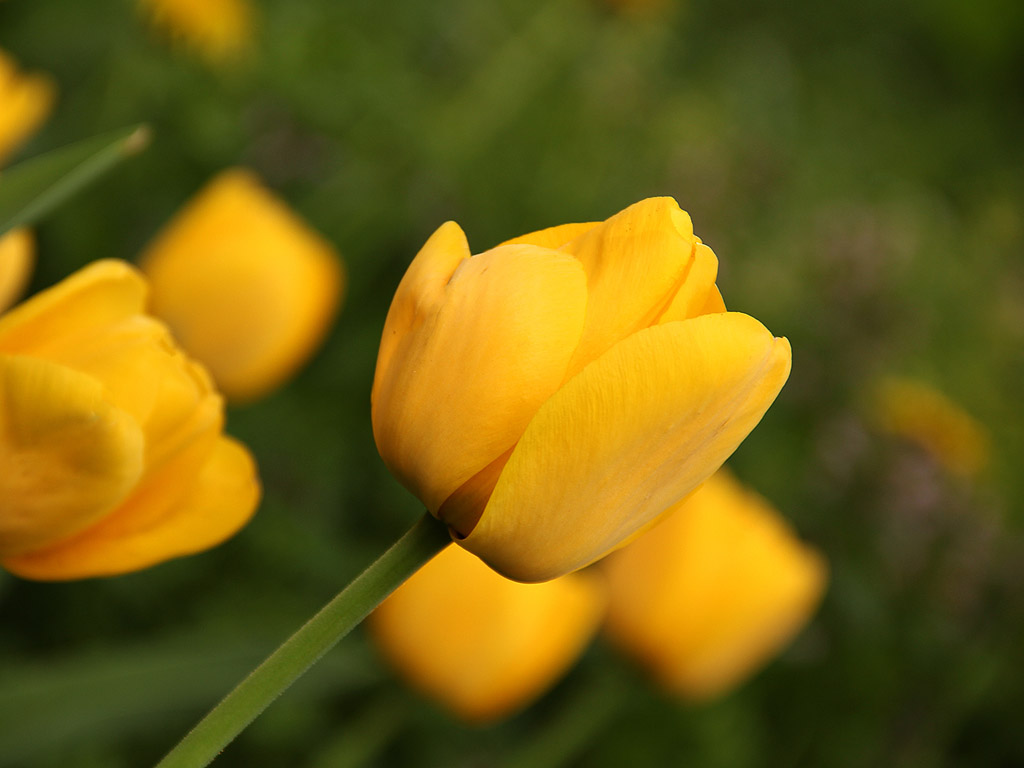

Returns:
0,228,34,314
0,259,260,579
369,544,605,723
136,0,254,64
0,48,55,165
372,197,791,582
603,470,827,700
139,168,345,403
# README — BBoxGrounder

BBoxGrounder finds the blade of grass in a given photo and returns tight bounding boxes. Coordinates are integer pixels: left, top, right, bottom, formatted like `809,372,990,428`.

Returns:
0,124,150,237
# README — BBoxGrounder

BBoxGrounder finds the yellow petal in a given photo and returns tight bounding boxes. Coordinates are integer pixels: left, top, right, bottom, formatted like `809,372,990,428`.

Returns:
372,243,588,514
369,544,604,723
656,243,723,323
561,197,698,375
3,435,259,580
0,49,56,165
140,169,344,402
0,355,144,558
374,221,471,382
0,260,147,357
603,470,827,699
137,0,254,63
462,312,792,582
501,221,599,250
0,228,35,314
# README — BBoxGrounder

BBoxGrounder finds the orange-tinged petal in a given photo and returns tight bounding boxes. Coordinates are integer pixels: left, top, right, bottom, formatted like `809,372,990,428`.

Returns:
372,243,588,514
562,197,698,376
0,49,56,165
0,355,144,557
369,544,604,723
462,312,792,582
3,435,259,580
501,221,599,250
656,243,722,323
140,169,344,402
0,260,147,357
603,470,827,699
0,228,34,314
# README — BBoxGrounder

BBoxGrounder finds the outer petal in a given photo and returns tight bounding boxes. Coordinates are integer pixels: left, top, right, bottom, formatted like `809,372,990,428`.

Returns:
0,260,147,356
140,169,344,402
0,49,56,164
0,228,34,314
501,222,599,250
603,470,827,699
372,243,588,514
561,197,698,376
461,312,792,582
3,436,260,580
0,355,144,557
369,544,604,723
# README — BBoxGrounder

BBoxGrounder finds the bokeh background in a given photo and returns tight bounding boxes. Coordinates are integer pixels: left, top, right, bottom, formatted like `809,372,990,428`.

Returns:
2,0,1023,765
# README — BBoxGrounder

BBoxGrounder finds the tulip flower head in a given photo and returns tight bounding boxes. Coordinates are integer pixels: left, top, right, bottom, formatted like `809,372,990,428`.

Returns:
372,197,791,582
140,169,344,403
0,260,260,580
603,470,827,700
137,0,254,63
0,49,56,165
370,544,604,723
871,376,989,478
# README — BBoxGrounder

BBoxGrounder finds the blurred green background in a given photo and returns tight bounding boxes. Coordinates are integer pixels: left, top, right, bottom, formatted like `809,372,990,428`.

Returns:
2,0,1023,765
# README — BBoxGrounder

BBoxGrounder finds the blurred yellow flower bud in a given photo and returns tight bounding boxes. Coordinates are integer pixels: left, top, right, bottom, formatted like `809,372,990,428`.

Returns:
0,229,34,314
871,376,990,477
0,260,260,580
372,197,791,582
0,49,56,165
603,470,827,700
140,169,345,403
137,0,253,64
369,544,604,723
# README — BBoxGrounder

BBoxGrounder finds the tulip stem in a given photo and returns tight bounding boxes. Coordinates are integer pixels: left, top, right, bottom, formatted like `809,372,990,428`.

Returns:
154,511,451,768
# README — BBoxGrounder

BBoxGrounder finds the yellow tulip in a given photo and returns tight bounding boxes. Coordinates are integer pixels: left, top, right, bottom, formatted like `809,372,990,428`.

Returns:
139,169,344,403
603,470,826,700
0,49,56,165
0,229,34,314
369,544,604,723
137,0,253,63
871,376,989,477
372,197,791,582
0,260,260,580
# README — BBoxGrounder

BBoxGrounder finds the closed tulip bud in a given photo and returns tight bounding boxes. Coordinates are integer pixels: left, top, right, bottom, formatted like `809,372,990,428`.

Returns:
0,260,260,580
369,544,604,723
0,229,34,314
137,0,254,64
372,197,791,582
140,169,344,403
0,49,56,165
603,470,827,700
871,376,990,477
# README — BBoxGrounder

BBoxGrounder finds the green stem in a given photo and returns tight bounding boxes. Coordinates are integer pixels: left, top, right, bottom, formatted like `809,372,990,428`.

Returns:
155,511,451,768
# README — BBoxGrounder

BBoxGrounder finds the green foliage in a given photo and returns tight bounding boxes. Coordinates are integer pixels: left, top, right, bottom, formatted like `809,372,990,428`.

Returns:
1,0,1022,765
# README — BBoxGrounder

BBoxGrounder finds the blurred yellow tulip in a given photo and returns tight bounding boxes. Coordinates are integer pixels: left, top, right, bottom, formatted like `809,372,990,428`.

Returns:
0,260,260,580
369,544,604,723
137,0,253,63
603,470,826,700
0,229,34,314
372,197,791,582
0,48,56,165
871,376,990,477
140,169,344,403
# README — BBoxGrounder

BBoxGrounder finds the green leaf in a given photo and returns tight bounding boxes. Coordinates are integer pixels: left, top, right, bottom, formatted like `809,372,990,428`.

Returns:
0,124,151,237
